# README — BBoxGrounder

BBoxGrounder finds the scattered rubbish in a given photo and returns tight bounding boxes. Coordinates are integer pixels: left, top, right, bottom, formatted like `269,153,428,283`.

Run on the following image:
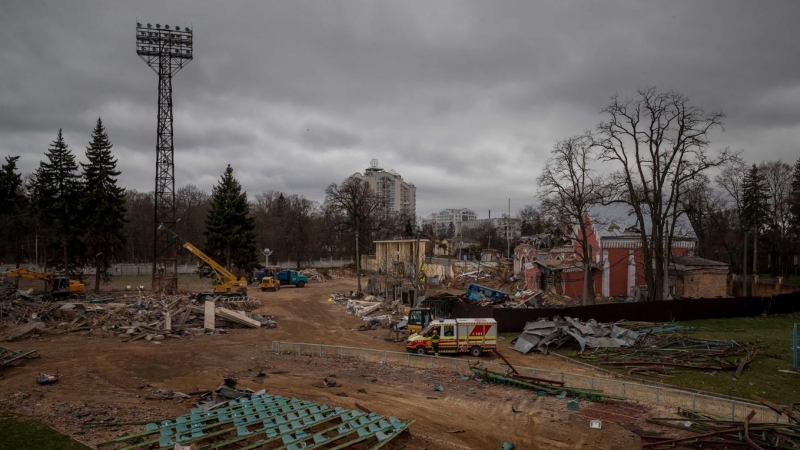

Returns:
195,378,263,411
322,377,338,388
433,385,444,392
567,400,580,411
644,401,800,449
511,405,522,414
335,392,348,397
579,333,772,375
502,442,515,450
36,372,58,385
446,429,466,433
100,392,415,449
0,345,40,367
589,420,602,429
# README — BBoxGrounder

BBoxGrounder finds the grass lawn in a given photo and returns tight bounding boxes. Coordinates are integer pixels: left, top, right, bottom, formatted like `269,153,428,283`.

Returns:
0,411,91,450
551,314,800,404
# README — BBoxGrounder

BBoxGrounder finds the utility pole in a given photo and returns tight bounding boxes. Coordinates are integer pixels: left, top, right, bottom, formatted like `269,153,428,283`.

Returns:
743,231,748,296
355,225,361,293
507,198,511,259
753,230,758,276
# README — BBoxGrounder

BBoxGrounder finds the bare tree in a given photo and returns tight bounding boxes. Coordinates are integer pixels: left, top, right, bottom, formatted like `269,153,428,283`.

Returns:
324,176,382,292
759,160,794,275
598,88,728,301
537,132,605,305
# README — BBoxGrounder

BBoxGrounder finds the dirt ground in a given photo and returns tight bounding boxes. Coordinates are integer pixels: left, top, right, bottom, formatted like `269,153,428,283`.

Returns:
0,278,682,449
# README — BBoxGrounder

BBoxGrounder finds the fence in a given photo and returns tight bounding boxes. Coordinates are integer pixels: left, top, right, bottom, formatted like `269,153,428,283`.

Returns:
269,340,783,424
453,291,800,333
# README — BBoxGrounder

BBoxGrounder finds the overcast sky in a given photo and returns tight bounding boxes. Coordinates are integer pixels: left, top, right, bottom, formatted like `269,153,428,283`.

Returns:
2,1,799,217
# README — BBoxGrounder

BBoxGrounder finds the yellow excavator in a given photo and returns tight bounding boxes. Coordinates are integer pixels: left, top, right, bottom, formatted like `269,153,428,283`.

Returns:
3,268,86,298
158,224,248,301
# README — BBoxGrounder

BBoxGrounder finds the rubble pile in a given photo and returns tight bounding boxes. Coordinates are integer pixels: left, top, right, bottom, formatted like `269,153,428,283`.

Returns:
578,331,770,376
513,317,771,376
298,268,325,283
1,289,274,342
644,398,800,448
512,316,641,355
326,264,357,280
330,292,407,331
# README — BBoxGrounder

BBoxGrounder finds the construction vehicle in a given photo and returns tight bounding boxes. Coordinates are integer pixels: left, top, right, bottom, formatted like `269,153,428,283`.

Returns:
258,267,281,292
158,225,248,301
3,268,85,298
407,308,432,334
406,318,497,357
274,270,308,288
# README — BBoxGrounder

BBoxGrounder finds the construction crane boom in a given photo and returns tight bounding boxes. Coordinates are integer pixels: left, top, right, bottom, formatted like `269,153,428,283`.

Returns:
157,224,248,299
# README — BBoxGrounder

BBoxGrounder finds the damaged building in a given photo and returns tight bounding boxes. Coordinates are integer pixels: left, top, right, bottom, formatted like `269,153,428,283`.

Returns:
514,204,729,300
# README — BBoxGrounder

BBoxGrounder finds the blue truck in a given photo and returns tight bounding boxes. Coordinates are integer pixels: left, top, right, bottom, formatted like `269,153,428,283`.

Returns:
465,283,508,303
274,270,309,288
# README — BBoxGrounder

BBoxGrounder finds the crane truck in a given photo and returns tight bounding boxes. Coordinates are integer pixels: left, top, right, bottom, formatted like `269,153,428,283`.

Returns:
3,268,85,298
158,225,248,301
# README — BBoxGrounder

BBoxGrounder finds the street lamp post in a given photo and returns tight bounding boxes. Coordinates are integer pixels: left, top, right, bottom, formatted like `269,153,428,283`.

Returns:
262,248,273,268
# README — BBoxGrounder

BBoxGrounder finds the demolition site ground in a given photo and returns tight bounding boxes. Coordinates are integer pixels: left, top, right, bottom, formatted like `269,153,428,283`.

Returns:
0,277,785,449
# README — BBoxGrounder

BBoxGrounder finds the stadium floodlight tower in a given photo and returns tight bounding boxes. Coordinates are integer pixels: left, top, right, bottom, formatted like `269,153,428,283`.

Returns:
136,22,193,295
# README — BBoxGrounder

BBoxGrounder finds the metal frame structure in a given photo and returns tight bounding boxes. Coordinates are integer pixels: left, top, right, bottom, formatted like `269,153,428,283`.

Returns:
136,22,193,294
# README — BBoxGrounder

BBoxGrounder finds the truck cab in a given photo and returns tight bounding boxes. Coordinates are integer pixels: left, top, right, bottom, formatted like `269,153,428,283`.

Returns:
275,270,308,288
407,308,432,334
406,318,497,357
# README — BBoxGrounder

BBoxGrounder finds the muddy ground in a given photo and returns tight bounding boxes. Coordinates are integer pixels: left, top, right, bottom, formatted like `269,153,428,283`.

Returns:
1,278,683,449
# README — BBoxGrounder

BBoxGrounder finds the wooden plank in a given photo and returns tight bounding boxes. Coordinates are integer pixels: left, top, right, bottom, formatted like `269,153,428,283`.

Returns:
204,301,216,330
165,312,172,331
215,307,261,328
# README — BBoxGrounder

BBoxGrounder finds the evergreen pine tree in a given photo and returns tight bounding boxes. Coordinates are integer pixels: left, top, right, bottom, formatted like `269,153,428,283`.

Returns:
741,164,769,274
0,155,28,267
81,118,127,292
204,165,258,271
741,164,769,232
31,129,82,272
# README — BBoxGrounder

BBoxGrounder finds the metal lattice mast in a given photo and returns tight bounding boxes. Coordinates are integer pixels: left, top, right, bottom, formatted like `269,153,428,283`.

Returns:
136,22,193,294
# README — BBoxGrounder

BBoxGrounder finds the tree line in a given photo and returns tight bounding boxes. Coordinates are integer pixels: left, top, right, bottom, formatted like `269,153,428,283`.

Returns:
5,88,798,297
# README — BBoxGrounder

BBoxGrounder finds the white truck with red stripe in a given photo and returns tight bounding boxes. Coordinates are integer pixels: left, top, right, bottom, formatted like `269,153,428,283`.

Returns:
406,318,497,357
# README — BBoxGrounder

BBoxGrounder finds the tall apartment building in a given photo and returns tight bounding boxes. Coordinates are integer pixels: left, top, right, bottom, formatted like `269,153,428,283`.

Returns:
354,159,416,219
424,208,477,235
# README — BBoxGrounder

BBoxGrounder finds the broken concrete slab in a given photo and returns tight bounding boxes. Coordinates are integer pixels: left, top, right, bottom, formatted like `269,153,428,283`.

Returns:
215,307,261,328
204,301,215,331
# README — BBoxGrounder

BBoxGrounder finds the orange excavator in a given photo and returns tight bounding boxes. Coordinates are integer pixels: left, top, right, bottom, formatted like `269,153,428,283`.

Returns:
3,268,85,298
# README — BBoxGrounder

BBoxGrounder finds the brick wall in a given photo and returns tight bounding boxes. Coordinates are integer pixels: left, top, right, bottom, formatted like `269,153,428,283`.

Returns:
670,268,727,298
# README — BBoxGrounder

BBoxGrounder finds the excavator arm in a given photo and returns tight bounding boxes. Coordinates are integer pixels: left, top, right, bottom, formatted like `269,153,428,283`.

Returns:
4,268,54,282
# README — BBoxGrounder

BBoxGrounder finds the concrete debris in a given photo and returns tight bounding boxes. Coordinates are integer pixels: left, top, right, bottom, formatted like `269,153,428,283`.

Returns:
512,316,640,354
331,292,409,332
1,289,273,341
298,268,325,283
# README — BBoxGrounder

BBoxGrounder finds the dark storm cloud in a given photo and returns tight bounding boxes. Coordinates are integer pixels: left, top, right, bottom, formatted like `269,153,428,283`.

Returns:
2,0,800,217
